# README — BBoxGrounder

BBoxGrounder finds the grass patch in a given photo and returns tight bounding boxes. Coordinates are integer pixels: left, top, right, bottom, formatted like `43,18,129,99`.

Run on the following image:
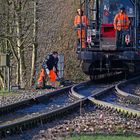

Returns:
66,135,140,140
0,90,19,96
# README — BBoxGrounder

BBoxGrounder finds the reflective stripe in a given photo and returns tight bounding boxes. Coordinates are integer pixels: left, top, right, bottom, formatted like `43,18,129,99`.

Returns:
118,20,127,24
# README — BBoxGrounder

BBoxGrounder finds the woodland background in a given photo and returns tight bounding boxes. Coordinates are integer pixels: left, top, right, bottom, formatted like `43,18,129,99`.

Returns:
0,0,88,89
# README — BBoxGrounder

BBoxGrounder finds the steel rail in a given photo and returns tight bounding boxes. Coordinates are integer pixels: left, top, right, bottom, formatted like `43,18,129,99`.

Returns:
0,83,88,137
115,76,140,103
0,80,102,137
89,97,140,117
1,78,140,137
71,83,115,99
89,88,140,117
0,99,88,137
70,83,86,99
0,86,72,115
70,80,140,117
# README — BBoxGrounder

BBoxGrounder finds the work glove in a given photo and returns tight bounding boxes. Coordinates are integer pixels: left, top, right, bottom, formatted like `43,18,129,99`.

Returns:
45,68,49,75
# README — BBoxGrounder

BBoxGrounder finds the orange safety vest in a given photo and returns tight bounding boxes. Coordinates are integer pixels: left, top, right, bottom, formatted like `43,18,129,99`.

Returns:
74,15,88,26
113,12,129,31
74,15,88,48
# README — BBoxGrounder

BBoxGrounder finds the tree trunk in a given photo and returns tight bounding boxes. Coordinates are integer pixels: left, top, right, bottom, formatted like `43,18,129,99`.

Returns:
30,0,38,86
15,1,26,88
0,71,4,88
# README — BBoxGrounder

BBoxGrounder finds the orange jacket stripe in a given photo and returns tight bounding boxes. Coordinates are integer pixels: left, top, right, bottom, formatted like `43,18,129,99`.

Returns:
74,15,88,26
38,68,46,83
49,70,56,82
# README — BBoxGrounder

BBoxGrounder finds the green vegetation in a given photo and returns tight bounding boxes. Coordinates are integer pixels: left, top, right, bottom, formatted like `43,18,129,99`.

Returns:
0,90,19,96
66,135,140,140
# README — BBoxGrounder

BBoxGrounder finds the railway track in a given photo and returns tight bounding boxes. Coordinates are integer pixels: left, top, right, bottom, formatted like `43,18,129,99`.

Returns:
0,86,78,137
115,76,140,104
0,78,140,138
0,81,112,137
72,79,140,117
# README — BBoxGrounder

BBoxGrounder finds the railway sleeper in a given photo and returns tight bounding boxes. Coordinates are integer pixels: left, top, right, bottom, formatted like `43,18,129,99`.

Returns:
117,92,140,104
127,96,140,104
90,99,140,119
116,85,140,104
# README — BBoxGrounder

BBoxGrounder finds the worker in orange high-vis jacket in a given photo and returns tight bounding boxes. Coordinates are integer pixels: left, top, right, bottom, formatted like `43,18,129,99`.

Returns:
74,9,88,49
113,7,130,47
37,51,59,89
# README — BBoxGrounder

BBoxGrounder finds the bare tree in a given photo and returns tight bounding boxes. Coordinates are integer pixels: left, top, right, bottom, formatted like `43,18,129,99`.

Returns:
0,0,37,89
30,0,38,86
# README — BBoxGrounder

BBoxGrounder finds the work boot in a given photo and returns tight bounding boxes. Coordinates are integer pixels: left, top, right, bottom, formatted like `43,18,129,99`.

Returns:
51,86,56,90
36,82,43,89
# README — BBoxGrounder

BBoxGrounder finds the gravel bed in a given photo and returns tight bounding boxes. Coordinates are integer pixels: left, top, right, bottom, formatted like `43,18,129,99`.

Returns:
32,110,140,140
0,89,53,107
3,104,140,140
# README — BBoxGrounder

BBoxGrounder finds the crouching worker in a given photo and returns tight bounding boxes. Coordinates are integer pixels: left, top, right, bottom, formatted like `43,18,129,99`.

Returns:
37,51,59,89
